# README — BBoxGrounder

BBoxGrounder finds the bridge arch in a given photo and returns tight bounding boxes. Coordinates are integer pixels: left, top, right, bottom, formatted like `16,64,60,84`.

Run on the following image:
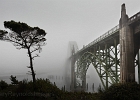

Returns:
76,51,119,89
68,4,140,92
69,39,121,91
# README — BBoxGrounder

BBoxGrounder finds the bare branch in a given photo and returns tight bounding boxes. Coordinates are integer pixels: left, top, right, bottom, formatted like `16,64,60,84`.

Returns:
26,71,32,75
4,38,25,47
26,73,32,75
32,54,40,60
27,66,31,68
31,47,39,53
26,71,36,75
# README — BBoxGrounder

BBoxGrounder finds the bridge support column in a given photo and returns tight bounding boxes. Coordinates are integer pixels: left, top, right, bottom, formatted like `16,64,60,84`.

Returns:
138,49,140,84
82,74,86,91
119,4,135,83
114,39,118,83
105,44,108,89
71,46,76,92
71,57,76,91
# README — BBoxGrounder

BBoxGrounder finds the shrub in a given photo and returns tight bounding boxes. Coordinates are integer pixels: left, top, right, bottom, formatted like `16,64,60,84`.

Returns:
15,79,28,93
10,75,19,84
14,78,62,99
100,82,140,100
0,80,8,90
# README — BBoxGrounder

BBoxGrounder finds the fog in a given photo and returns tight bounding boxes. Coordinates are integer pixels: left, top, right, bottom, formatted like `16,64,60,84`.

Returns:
0,0,140,92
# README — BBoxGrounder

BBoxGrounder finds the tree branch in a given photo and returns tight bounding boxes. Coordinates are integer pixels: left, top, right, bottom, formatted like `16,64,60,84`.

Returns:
32,54,40,60
5,38,25,47
31,47,39,53
27,66,31,68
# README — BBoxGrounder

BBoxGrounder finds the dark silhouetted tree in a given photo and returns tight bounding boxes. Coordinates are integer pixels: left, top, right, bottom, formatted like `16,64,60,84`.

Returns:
0,20,47,85
0,30,7,39
0,80,8,90
10,75,19,84
87,83,88,91
92,83,94,92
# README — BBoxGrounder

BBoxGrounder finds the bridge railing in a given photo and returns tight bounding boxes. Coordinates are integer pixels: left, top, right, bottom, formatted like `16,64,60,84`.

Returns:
77,25,119,53
76,11,140,54
128,11,140,24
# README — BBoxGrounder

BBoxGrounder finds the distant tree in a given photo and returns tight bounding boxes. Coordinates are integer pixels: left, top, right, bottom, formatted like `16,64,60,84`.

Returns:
0,30,7,39
92,83,94,92
0,80,8,90
54,82,56,86
63,85,65,92
0,20,47,85
86,83,88,91
97,84,104,93
10,75,19,84
61,87,64,91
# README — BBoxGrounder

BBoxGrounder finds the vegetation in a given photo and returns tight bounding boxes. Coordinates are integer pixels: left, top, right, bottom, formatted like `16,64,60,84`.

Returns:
0,20,47,85
99,82,140,100
10,75,19,85
0,76,139,100
0,77,98,100
0,80,8,90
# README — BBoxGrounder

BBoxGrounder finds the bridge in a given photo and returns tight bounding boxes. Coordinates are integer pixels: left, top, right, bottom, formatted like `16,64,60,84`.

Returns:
68,4,140,91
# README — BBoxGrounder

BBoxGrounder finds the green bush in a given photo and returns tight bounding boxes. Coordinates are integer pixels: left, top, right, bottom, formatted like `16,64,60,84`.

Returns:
100,82,140,100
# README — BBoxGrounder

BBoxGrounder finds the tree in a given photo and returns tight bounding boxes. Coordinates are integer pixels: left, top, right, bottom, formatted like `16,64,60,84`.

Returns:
10,75,19,84
0,30,7,39
0,80,8,90
0,20,47,84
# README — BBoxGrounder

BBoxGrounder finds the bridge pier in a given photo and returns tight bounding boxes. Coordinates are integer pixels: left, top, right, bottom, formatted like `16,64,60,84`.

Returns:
82,75,86,91
138,50,140,84
114,39,118,83
70,45,75,91
119,4,135,83
105,44,109,89
71,53,76,92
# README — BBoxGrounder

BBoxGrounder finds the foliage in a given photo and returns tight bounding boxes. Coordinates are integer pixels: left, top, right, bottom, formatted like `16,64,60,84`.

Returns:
97,84,105,93
59,91,97,100
0,80,8,90
3,20,46,50
99,82,140,100
0,78,99,100
2,78,62,100
15,79,28,93
0,30,7,39
10,75,19,84
0,20,47,84
4,77,139,100
1,77,140,100
11,79,49,99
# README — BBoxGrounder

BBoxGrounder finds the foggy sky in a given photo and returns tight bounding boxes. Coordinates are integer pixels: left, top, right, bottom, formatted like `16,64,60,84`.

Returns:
0,0,140,90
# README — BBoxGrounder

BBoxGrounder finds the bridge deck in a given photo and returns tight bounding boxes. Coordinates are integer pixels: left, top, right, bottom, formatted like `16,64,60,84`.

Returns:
76,25,119,55
75,11,140,56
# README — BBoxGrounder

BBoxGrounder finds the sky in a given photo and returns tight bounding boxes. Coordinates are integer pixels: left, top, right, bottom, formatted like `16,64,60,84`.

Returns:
0,0,140,91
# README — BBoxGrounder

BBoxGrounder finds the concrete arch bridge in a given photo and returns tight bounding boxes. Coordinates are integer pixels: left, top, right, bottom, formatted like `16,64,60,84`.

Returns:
68,4,140,91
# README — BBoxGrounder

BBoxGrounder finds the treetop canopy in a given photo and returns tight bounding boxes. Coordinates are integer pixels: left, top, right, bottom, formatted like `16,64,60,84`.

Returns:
4,20,46,36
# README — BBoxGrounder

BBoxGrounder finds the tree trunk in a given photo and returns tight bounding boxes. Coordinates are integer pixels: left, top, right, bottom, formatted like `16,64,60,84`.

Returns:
27,48,36,83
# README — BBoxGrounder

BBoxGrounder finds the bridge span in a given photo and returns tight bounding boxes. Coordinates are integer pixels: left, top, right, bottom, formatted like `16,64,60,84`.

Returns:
69,4,140,91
